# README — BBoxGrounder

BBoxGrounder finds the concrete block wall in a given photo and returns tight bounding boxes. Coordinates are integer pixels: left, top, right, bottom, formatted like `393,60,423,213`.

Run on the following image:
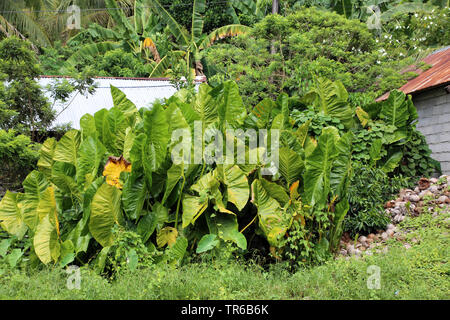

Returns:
414,86,450,174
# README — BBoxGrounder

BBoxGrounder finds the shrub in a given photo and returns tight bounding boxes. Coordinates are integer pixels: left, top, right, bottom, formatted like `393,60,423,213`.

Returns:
345,164,413,236
0,130,39,192
205,7,416,106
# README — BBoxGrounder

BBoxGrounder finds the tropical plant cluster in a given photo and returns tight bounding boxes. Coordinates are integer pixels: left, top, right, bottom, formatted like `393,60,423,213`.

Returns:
0,75,439,273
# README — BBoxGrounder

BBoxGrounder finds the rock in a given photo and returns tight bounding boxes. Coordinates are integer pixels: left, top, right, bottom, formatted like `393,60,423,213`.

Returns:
340,249,347,256
386,229,394,237
408,194,420,202
418,178,430,190
381,232,388,240
419,190,434,199
437,196,448,204
414,187,420,193
387,224,395,230
429,185,439,193
366,238,373,244
367,233,375,240
359,236,367,243
430,178,438,184
385,200,396,208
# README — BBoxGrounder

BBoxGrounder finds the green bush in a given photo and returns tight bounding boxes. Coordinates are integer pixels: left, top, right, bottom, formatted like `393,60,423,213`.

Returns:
345,164,413,236
205,7,416,106
0,130,39,191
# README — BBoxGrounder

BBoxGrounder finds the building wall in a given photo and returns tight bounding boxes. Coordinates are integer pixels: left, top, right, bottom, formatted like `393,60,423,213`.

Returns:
414,86,450,174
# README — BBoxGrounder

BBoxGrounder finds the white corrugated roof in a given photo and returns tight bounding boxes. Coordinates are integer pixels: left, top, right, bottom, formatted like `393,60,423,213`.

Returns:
39,76,205,129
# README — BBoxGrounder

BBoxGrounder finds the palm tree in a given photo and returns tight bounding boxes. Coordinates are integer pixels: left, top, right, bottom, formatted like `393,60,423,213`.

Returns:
149,0,251,76
0,0,51,47
62,0,164,74
0,0,136,46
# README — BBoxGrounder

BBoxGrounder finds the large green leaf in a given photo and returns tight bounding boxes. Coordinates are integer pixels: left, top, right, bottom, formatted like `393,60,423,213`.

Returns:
302,78,354,129
53,130,81,166
33,214,60,265
382,152,403,173
330,131,353,199
196,234,219,253
76,136,107,190
51,162,81,202
0,191,27,239
304,126,340,210
191,0,206,43
161,164,184,205
80,114,97,139
36,187,59,230
142,104,170,171
122,172,147,221
182,194,208,228
110,85,139,126
105,0,137,42
63,42,121,70
380,90,410,128
279,147,303,187
21,170,49,232
192,83,217,125
216,165,249,211
34,186,60,264
329,199,350,251
37,138,56,178
106,107,128,155
251,179,291,247
332,0,353,18
137,211,157,243
149,0,189,46
259,179,290,207
206,213,247,250
65,177,104,254
216,81,247,129
94,109,110,148
89,183,123,247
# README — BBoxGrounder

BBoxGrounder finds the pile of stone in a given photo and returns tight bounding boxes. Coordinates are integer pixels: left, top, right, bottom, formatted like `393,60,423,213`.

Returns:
385,176,450,222
339,175,450,258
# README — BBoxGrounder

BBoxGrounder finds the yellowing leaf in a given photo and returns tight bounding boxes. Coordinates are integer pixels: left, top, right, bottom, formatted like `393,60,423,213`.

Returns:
356,106,370,127
103,155,132,189
157,227,178,248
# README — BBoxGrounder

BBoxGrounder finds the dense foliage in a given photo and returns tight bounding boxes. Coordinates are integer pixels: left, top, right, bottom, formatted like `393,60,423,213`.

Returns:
1,77,439,273
0,0,447,279
0,80,356,273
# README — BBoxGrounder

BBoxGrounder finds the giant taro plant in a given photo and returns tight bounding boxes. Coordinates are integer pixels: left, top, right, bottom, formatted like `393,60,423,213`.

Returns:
0,80,354,269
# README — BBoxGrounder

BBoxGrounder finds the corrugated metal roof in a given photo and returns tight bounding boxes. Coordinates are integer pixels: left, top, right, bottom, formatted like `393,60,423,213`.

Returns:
376,46,450,101
39,76,206,129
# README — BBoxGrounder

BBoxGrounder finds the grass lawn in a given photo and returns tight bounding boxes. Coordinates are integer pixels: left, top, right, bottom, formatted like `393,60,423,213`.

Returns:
0,210,448,300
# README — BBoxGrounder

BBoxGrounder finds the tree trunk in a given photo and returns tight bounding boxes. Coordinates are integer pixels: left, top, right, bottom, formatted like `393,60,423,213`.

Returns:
270,0,279,55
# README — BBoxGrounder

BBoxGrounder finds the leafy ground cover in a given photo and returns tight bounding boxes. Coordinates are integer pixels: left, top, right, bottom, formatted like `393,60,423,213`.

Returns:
1,205,447,300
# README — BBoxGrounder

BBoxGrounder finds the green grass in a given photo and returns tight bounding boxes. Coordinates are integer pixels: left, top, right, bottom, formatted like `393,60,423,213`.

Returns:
0,210,448,300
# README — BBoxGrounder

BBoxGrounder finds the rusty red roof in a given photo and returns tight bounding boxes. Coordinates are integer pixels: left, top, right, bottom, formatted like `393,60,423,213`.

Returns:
377,46,450,101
